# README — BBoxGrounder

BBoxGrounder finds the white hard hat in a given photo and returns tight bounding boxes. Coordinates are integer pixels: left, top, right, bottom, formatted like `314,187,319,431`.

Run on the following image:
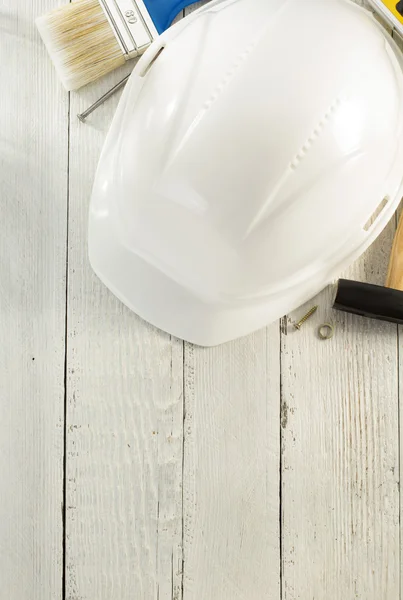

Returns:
89,0,403,346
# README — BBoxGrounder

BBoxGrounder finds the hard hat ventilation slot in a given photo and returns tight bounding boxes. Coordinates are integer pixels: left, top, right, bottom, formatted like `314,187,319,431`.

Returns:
139,45,165,78
363,196,389,232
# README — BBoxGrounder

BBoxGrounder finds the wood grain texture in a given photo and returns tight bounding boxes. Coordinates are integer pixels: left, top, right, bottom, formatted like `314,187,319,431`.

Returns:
183,330,281,600
65,64,184,599
0,0,68,598
281,221,400,599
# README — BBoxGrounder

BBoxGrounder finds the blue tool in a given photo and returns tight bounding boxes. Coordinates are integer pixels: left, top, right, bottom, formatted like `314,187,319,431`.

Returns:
37,0,201,91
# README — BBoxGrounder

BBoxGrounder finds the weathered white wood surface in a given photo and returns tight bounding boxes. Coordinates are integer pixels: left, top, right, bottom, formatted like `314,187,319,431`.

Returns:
282,223,400,599
66,61,185,599
1,0,402,599
183,332,281,600
0,0,68,598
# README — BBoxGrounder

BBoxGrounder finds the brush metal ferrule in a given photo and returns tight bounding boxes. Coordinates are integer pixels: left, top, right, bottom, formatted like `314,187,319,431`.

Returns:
98,0,159,59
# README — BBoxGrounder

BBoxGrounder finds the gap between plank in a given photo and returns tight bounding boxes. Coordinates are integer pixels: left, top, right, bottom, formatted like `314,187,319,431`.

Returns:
180,14,186,600
62,89,71,600
398,320,401,600
181,339,186,599
392,202,402,600
279,319,284,600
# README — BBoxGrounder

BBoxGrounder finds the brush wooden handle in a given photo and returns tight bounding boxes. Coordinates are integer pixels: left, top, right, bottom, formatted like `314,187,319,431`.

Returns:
386,211,403,291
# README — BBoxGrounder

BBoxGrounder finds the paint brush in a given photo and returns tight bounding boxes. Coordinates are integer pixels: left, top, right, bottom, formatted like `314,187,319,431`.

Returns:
36,0,197,91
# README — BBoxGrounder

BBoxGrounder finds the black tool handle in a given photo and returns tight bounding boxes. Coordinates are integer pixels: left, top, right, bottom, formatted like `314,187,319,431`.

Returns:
333,278,403,324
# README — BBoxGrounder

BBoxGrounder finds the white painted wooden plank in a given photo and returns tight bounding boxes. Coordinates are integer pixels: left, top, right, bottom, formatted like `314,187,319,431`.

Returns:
183,328,281,600
181,4,280,598
65,66,184,599
396,207,403,600
281,221,400,599
0,1,68,598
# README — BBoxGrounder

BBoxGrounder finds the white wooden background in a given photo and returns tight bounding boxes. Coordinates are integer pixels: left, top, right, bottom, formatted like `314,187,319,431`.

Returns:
1,0,401,598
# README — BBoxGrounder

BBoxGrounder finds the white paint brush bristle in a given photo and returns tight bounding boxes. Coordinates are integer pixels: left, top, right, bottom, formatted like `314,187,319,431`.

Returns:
36,0,126,91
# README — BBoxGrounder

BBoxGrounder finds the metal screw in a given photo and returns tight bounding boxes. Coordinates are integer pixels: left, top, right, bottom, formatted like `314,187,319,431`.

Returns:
294,305,318,330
